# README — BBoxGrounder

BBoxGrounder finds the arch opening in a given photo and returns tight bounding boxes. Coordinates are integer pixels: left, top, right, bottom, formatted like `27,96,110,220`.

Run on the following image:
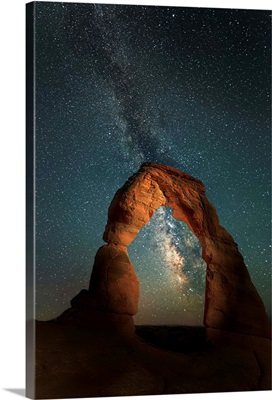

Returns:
129,206,206,326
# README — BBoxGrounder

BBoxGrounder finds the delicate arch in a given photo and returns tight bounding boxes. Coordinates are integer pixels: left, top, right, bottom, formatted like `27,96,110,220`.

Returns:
89,163,270,338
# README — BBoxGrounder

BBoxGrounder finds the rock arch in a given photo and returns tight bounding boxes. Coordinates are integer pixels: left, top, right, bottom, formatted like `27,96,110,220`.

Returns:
89,163,270,338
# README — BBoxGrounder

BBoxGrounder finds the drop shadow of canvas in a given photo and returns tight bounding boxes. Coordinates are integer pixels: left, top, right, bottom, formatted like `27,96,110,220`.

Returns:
4,389,25,397
34,164,271,399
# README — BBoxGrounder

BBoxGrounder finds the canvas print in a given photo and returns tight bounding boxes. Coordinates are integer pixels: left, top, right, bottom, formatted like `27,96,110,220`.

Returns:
26,1,271,398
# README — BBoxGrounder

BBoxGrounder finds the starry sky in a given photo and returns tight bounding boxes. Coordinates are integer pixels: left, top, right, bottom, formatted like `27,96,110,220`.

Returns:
32,1,271,325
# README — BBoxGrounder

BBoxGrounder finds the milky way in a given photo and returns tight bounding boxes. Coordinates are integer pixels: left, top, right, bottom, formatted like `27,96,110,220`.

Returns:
32,2,271,325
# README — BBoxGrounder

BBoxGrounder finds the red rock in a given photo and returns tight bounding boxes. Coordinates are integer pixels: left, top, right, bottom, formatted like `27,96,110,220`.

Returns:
101,162,270,338
89,244,140,316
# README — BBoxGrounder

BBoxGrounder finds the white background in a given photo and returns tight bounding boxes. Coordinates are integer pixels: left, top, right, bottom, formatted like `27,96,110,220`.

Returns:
0,0,271,399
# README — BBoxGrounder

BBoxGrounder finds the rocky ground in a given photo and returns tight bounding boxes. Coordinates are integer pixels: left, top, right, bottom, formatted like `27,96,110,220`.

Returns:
35,318,271,399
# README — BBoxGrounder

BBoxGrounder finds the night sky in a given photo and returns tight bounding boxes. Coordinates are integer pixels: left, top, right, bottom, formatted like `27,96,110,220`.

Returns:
33,1,271,325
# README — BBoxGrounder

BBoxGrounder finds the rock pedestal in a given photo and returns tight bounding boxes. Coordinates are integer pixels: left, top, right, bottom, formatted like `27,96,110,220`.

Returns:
89,244,140,316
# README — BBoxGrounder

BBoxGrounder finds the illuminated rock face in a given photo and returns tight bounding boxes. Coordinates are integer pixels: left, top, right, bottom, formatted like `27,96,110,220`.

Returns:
89,162,270,338
89,245,140,316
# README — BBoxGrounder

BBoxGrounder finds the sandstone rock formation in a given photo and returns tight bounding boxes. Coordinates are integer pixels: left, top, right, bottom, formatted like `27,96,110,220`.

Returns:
94,162,270,338
88,244,140,315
